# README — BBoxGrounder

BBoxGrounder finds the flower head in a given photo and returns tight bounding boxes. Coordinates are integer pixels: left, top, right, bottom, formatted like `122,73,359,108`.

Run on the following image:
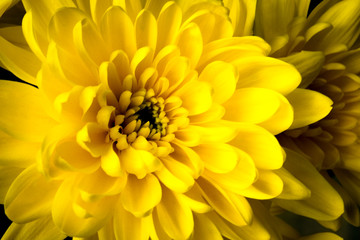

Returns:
0,0,329,239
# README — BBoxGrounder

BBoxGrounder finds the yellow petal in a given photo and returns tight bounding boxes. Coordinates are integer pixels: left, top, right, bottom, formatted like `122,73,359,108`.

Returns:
73,18,109,66
176,23,203,68
184,8,233,44
89,0,113,24
229,123,284,170
192,213,222,240
135,9,157,50
0,129,40,167
156,2,182,52
224,0,257,36
203,148,257,194
194,143,238,174
0,80,56,142
280,51,325,88
97,143,120,177
173,80,212,116
120,146,162,179
155,156,195,193
275,167,311,200
100,6,136,58
197,177,252,226
0,166,23,204
113,205,150,240
223,87,293,134
234,56,301,95
310,0,360,50
121,174,161,217
275,149,344,221
170,143,204,178
52,178,115,237
2,215,67,240
198,37,270,71
155,187,194,239
199,61,237,104
0,36,40,85
298,233,343,240
5,165,60,223
22,11,47,61
239,170,283,199
287,88,333,129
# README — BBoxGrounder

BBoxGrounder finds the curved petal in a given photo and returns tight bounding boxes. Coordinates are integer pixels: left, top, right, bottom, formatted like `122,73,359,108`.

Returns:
229,123,285,170
0,36,40,85
238,170,283,199
0,166,23,204
197,177,252,226
2,215,66,240
120,146,162,179
113,205,151,240
198,61,237,104
155,187,194,239
135,9,157,50
298,232,343,240
223,87,293,134
287,88,333,129
192,213,222,240
275,149,344,221
193,143,238,174
155,156,195,193
100,6,136,58
5,165,60,223
121,174,161,217
52,177,116,237
0,129,40,167
0,80,56,141
234,56,301,95
280,51,325,88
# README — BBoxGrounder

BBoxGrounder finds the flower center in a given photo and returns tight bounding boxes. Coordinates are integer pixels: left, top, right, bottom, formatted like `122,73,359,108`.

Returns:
108,88,172,150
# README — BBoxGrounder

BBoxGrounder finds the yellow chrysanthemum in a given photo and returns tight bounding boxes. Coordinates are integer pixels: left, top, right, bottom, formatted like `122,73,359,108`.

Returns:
255,0,360,228
0,0,334,239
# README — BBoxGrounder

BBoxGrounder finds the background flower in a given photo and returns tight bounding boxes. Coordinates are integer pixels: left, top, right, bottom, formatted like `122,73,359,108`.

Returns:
254,0,360,237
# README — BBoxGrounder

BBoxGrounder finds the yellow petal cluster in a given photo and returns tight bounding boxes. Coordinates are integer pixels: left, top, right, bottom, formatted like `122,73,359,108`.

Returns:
255,0,360,232
0,0,311,239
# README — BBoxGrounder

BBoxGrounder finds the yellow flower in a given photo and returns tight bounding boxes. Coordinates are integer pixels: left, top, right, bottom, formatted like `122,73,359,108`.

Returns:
255,0,360,228
0,0,331,239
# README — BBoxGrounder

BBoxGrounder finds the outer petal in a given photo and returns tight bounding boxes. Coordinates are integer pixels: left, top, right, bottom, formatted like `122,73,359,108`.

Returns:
192,213,222,240
156,187,194,239
52,177,116,237
121,174,162,217
1,215,66,240
0,166,23,204
287,88,333,129
198,61,237,104
234,56,301,95
5,165,60,223
307,0,360,50
0,130,40,167
0,80,56,142
298,232,343,240
238,170,283,199
197,177,252,226
229,123,285,170
0,37,40,85
274,149,344,221
223,88,293,134
113,205,151,240
280,51,325,88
